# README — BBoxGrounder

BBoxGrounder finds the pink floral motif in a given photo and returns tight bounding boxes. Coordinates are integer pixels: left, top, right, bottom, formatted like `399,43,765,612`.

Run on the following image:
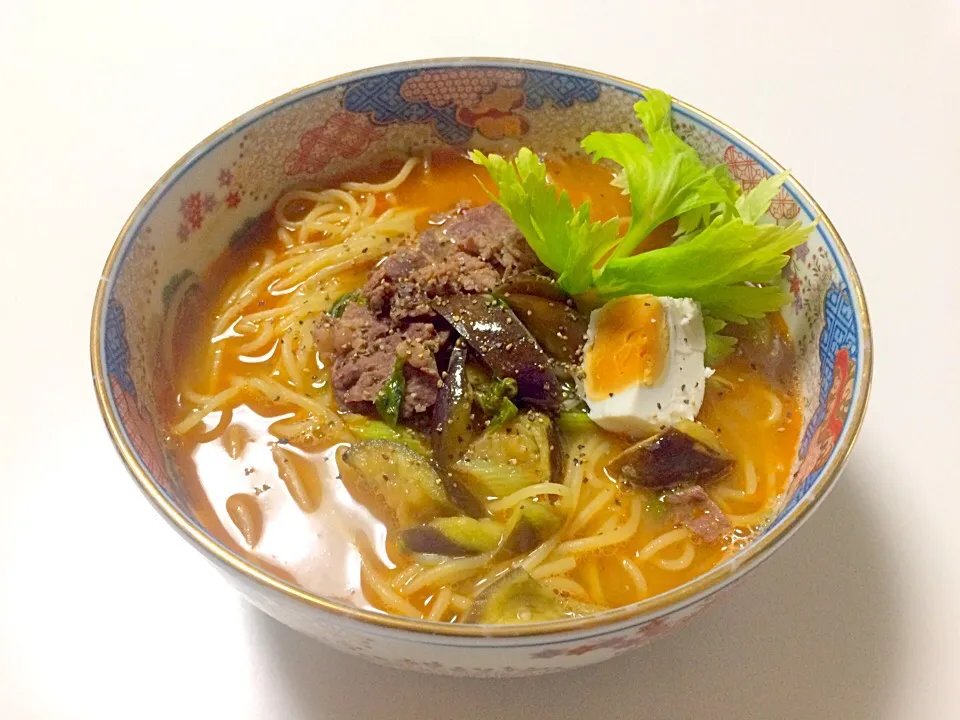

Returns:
283,112,383,176
400,69,526,108
179,192,205,229
175,182,243,241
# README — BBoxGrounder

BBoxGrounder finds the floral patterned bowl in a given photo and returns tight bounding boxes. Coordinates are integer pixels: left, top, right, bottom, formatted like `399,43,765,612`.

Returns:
90,59,872,677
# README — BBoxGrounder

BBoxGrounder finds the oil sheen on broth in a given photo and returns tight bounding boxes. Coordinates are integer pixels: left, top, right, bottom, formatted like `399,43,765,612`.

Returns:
169,151,802,622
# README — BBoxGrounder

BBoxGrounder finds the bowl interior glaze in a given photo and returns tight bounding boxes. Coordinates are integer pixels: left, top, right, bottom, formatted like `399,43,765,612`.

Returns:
91,58,871,639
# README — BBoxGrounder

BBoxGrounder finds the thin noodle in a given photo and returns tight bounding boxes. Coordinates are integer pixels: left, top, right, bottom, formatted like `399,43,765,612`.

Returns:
208,344,225,388
594,515,621,535
449,593,472,612
654,540,696,571
582,559,607,606
727,508,773,527
712,487,744,506
324,189,362,214
742,460,758,496
427,587,453,621
562,454,586,513
555,497,643,557
519,535,561,574
390,564,421,590
399,554,495,596
181,388,211,404
275,192,335,226
280,336,305,390
765,389,784,425
277,226,296,248
235,377,341,428
234,324,276,355
485,483,570,513
172,386,241,435
342,157,418,193
270,415,316,439
231,304,298,326
472,534,562,595
567,489,615,536
193,407,232,443
361,563,422,619
622,558,649,598
584,445,616,488
531,557,576,579
637,528,690,563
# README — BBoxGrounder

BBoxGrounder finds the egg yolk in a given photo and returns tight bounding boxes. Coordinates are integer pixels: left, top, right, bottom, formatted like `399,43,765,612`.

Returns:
585,295,668,401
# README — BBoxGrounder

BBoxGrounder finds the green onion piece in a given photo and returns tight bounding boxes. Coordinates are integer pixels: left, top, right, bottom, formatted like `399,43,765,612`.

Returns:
374,358,406,427
557,411,597,433
344,415,430,456
328,290,364,318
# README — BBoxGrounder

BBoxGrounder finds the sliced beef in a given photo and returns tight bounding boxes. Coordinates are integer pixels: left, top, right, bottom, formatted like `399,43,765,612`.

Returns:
439,202,541,276
396,321,448,416
325,304,445,418
322,203,541,420
365,204,539,324
663,485,731,544
364,248,433,322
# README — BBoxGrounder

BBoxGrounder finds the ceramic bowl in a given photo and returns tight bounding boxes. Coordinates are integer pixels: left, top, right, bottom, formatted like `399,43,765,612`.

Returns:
91,58,872,677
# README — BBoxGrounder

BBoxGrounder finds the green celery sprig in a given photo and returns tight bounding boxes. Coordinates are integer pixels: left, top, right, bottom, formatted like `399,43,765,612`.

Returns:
469,88,814,360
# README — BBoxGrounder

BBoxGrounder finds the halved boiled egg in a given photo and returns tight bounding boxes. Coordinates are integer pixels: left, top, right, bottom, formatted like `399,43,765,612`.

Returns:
582,295,707,436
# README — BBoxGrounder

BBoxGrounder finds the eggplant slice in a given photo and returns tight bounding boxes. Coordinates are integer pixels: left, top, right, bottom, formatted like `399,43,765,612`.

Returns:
499,502,564,556
464,568,573,624
607,422,734,489
429,341,485,518
399,517,504,557
431,340,475,466
340,440,459,527
502,293,587,364
496,273,569,303
454,411,559,498
433,295,562,411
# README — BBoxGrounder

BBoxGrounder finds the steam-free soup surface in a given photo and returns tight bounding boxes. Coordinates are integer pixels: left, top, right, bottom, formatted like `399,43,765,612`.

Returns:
169,151,801,623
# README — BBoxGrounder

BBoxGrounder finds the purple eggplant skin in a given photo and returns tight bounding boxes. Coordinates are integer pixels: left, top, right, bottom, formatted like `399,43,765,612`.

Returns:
433,295,562,412
399,525,468,556
431,341,485,518
432,340,474,466
496,273,569,303
503,293,588,364
607,427,734,489
440,472,484,519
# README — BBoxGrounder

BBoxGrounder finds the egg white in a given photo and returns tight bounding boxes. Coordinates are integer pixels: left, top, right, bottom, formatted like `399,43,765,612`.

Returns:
583,296,707,437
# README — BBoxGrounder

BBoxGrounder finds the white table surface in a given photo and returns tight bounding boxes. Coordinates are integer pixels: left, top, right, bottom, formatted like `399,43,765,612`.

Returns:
2,1,959,717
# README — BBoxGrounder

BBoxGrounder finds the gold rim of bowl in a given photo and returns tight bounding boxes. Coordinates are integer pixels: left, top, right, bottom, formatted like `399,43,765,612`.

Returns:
90,57,874,640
